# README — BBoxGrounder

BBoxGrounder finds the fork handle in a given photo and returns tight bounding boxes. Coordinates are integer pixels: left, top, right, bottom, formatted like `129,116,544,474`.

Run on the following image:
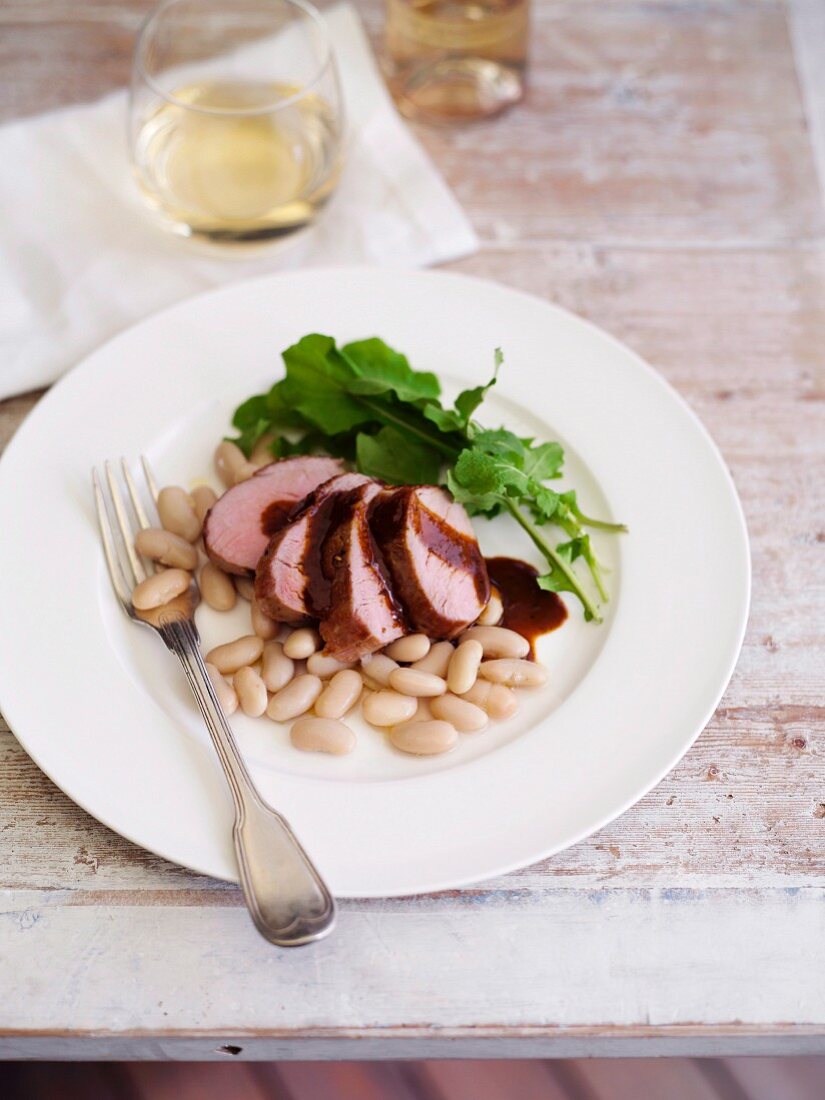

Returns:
162,618,336,947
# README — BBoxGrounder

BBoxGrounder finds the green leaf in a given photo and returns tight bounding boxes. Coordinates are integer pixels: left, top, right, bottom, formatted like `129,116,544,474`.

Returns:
470,427,527,462
264,381,313,429
356,426,442,485
280,334,372,435
454,347,501,425
342,338,441,403
422,402,466,433
445,466,501,513
232,394,269,431
523,441,564,481
425,350,501,436
556,535,588,563
529,482,561,521
537,567,594,621
452,449,507,497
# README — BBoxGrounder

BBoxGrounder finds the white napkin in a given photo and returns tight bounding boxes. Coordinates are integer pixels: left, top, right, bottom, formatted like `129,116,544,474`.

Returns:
0,3,477,401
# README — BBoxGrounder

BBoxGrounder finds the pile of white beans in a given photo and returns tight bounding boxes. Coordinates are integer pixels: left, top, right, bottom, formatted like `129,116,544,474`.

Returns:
131,441,549,758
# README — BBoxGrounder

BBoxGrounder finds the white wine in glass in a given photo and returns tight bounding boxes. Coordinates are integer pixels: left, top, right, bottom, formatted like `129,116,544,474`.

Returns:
130,0,344,245
384,0,529,123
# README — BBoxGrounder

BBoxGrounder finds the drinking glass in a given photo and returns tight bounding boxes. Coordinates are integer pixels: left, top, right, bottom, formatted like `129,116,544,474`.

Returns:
383,0,530,123
130,0,344,244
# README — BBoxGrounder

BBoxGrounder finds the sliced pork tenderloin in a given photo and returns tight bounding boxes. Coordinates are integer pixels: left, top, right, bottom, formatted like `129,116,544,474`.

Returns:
369,485,490,639
254,471,373,624
319,484,407,662
203,455,344,575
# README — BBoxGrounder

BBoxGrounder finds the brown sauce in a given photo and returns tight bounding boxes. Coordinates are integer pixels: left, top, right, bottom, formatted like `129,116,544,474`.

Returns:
260,500,294,537
486,557,567,657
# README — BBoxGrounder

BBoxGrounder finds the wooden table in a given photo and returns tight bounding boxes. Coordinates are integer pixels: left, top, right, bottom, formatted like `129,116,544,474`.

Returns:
1,0,823,1061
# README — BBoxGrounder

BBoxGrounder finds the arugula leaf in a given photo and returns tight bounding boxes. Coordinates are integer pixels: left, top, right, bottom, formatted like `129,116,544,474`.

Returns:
421,402,466,434
455,347,501,423
530,483,561,522
469,427,526,460
356,426,442,485
450,450,507,500
523,441,564,481
279,334,372,435
343,338,441,403
537,567,595,620
423,349,500,434
556,535,588,563
558,489,628,533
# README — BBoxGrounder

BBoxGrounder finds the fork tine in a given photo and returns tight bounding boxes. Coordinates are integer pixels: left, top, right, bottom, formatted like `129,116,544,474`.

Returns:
105,460,144,586
141,454,160,504
121,458,156,576
92,468,132,606
121,458,153,532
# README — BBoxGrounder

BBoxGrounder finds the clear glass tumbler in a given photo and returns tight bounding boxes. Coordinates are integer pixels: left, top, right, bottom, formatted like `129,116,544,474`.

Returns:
130,0,345,244
384,0,530,123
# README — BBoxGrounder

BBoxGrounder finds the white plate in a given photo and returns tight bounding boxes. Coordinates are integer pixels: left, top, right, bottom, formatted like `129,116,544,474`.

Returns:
0,267,749,897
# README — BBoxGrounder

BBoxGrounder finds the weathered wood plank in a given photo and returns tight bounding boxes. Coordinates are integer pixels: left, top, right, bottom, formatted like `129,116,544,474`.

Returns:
789,0,825,201
1,887,823,1035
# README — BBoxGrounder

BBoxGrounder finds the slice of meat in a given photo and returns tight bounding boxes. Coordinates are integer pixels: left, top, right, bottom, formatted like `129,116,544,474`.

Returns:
369,485,490,639
254,471,373,624
203,455,344,575
319,484,406,662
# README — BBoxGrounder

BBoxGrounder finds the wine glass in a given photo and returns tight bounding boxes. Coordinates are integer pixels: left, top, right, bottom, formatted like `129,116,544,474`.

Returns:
130,0,345,245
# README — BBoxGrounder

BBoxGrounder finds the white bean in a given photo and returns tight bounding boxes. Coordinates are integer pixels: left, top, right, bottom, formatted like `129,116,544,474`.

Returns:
360,653,398,687
205,663,238,716
487,685,519,719
476,588,504,626
266,674,323,722
157,486,201,543
384,634,431,663
411,640,454,677
362,690,418,728
233,666,268,718
233,461,259,485
291,717,355,755
191,484,217,524
430,693,488,732
460,625,530,660
234,576,255,601
206,634,264,675
214,441,246,488
390,720,458,756
261,641,294,692
283,627,321,660
134,527,198,570
461,680,491,709
132,568,190,610
307,652,356,679
314,670,362,719
447,639,483,695
479,659,548,687
388,668,447,698
250,597,278,640
461,680,519,719
199,562,237,611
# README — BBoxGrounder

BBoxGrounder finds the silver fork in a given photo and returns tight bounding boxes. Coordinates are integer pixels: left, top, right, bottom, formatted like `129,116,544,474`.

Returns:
92,456,336,947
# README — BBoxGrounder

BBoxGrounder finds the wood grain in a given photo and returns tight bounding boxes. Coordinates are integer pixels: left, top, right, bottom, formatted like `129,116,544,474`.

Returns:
0,0,823,1053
